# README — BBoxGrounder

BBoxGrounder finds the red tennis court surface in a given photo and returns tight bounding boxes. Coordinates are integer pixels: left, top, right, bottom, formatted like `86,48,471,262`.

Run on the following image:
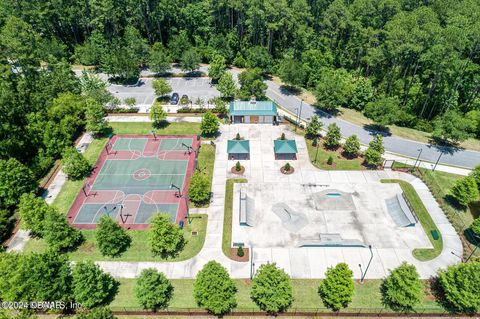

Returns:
67,134,200,229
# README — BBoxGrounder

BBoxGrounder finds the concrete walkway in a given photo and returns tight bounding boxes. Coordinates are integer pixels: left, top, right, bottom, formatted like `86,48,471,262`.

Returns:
98,124,461,279
106,115,202,123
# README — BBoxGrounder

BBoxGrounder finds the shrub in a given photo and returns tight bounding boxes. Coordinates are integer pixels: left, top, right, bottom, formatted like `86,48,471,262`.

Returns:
76,307,117,319
188,173,210,204
0,210,13,242
471,165,480,190
237,246,244,257
235,161,242,172
438,262,480,313
327,155,333,165
236,133,241,140
324,123,341,148
124,97,136,107
281,133,286,140
194,261,237,315
450,176,479,207
369,134,384,154
318,263,354,311
284,163,291,171
62,147,91,180
200,111,220,136
471,218,480,238
343,135,360,157
96,215,131,257
250,263,293,313
149,214,184,257
135,268,173,311
381,263,423,311
364,147,382,167
72,260,119,309
305,115,323,138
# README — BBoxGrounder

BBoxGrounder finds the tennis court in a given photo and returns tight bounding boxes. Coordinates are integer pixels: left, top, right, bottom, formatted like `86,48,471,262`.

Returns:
67,135,200,229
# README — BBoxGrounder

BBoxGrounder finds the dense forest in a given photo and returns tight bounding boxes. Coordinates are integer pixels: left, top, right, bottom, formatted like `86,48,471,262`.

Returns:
0,0,479,173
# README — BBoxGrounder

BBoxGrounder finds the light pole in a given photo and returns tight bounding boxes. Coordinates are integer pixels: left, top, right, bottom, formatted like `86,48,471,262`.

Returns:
250,245,255,279
314,138,320,163
170,183,182,198
433,151,443,171
413,148,423,169
296,99,303,131
359,245,373,283
465,234,480,263
451,251,463,262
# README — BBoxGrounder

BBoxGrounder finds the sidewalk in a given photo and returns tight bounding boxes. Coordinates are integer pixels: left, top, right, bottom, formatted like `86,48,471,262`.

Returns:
105,115,202,123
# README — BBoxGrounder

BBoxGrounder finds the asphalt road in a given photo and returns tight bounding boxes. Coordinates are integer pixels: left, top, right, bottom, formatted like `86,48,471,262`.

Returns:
265,80,480,169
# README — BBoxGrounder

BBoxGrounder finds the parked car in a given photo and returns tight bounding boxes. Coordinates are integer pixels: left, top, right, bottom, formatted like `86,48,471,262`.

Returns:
170,92,179,105
180,94,189,105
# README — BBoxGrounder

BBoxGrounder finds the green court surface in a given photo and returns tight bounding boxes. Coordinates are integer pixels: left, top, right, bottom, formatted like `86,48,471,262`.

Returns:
159,138,193,150
112,137,147,152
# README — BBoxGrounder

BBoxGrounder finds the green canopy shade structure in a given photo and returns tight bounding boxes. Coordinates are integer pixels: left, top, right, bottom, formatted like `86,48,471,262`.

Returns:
274,140,298,160
229,100,278,124
227,140,250,156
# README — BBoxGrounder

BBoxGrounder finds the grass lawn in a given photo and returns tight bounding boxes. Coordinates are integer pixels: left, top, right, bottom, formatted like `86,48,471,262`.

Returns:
111,278,443,313
24,214,207,262
191,144,215,208
222,179,247,258
381,179,443,261
306,138,366,170
109,122,201,136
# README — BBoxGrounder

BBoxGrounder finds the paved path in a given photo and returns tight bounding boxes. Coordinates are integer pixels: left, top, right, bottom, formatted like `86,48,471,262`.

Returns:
98,124,461,279
106,115,202,123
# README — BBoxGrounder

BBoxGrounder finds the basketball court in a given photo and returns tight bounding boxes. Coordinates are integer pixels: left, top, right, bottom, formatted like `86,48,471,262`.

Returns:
67,135,199,229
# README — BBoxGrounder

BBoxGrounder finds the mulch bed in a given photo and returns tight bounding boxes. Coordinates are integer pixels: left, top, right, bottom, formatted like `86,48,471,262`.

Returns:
280,166,295,175
231,166,245,175
230,248,249,262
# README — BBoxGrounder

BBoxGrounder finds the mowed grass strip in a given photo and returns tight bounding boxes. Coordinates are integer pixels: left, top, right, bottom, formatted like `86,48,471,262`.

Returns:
24,214,207,262
381,179,443,261
222,179,247,258
192,143,215,208
306,138,365,170
109,121,201,136
110,279,443,312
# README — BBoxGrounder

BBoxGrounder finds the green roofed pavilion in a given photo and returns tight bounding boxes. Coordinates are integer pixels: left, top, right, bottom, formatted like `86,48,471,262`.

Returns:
274,140,298,154
229,100,278,124
227,140,250,154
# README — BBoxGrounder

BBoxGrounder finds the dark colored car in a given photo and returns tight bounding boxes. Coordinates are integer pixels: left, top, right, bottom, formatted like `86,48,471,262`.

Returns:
170,92,179,105
181,94,188,100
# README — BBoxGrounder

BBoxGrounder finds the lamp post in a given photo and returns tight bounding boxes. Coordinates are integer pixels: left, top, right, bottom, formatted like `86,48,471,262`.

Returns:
451,251,463,262
296,99,303,131
413,148,423,169
433,151,443,172
250,245,255,279
359,245,373,283
314,138,320,163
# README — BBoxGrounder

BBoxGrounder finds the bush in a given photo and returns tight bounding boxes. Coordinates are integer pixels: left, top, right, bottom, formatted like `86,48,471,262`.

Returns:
194,261,237,315
0,158,37,209
471,165,480,190
236,133,241,140
72,260,119,309
280,132,286,140
62,147,91,180
96,215,131,257
324,123,341,149
135,268,173,311
438,262,480,313
305,115,323,139
188,173,210,204
124,97,136,107
284,163,291,171
43,210,84,251
200,111,219,136
237,246,244,257
369,134,384,154
76,307,117,319
381,263,423,311
343,135,360,157
450,176,479,207
250,263,293,313
318,263,354,311
235,161,242,172
149,214,184,257
471,218,480,238
364,147,382,166
0,210,13,242
327,155,333,165
105,107,139,114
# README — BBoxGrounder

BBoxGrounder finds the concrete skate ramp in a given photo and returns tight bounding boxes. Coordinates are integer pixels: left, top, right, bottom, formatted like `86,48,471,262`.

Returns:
313,189,356,211
385,194,417,227
298,233,367,248
271,203,308,232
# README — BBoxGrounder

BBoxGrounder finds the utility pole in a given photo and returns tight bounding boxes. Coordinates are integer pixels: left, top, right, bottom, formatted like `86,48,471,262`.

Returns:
433,151,443,172
413,148,423,169
359,245,373,283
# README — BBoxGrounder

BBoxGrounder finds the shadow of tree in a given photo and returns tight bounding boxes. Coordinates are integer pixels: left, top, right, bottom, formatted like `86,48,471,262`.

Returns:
363,124,392,137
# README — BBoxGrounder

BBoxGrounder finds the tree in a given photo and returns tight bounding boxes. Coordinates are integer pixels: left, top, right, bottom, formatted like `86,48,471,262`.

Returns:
217,72,237,99
237,68,267,100
438,262,480,313
96,215,131,257
245,46,272,72
200,111,219,136
149,214,184,257
471,218,480,238
350,77,374,111
315,68,353,111
432,110,475,143
194,261,237,315
365,147,382,166
150,101,168,128
278,57,305,88
381,263,423,311
80,71,112,105
62,147,91,180
0,158,37,209
152,79,172,97
74,31,106,66
318,263,354,311
364,97,400,126
149,42,171,74
43,209,84,251
0,210,12,242
124,97,136,108
470,165,480,190
208,55,226,82
85,98,108,136
188,173,210,204
180,48,201,73
72,260,118,309
324,123,342,149
76,307,117,319
343,135,361,157
250,263,293,313
135,268,173,311
18,194,51,237
450,176,479,207
369,134,385,154
305,115,323,139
